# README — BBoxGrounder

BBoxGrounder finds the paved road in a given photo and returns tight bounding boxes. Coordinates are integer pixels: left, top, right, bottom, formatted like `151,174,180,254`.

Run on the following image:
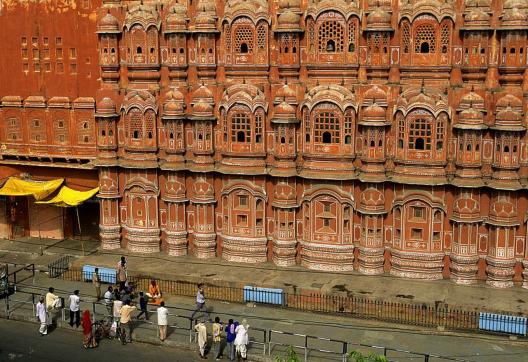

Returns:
0,319,201,362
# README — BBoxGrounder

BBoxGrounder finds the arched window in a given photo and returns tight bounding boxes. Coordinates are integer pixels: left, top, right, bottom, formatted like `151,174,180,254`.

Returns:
231,112,251,143
318,19,344,53
402,21,411,54
409,117,431,150
235,25,254,54
414,24,436,54
314,109,340,144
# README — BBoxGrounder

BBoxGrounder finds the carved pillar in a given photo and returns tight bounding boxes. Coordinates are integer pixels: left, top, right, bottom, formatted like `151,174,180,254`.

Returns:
162,172,188,256
98,167,121,249
190,176,217,258
271,179,298,266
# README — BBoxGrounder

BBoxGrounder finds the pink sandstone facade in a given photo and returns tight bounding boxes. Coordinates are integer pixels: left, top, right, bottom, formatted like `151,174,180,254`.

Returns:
1,0,528,288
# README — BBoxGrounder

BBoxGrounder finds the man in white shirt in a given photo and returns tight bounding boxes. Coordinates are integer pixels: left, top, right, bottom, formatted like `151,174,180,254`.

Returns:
157,301,169,341
36,297,48,336
104,286,114,318
68,289,81,328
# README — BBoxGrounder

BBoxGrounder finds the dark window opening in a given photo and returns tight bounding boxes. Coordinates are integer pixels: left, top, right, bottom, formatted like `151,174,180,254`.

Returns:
292,46,297,53
306,134,310,142
133,130,139,139
136,46,142,54
180,48,184,54
256,134,262,143
475,144,480,151
169,132,174,139
378,139,383,147
111,48,116,54
148,131,153,139
172,48,177,53
436,141,443,150
345,135,352,144
109,130,113,137
420,42,430,53
101,130,106,137
441,45,447,54
398,139,403,148
240,43,249,54
383,46,388,54
513,145,518,152
370,140,375,147
504,145,509,152
284,47,289,53
198,133,203,140
150,48,155,54
348,43,355,52
326,40,336,52
510,48,516,54
209,48,213,54
322,131,332,144
280,136,286,144
467,144,471,151
237,130,245,142
415,137,425,150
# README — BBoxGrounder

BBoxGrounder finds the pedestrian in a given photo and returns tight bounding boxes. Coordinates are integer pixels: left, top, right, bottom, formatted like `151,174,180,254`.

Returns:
191,283,209,321
36,296,48,336
146,279,162,305
225,319,239,361
157,301,169,342
116,256,127,291
136,291,149,320
119,300,136,343
92,268,102,301
104,286,114,318
194,319,208,359
82,310,98,349
69,290,81,328
45,287,61,311
234,319,249,361
212,316,223,361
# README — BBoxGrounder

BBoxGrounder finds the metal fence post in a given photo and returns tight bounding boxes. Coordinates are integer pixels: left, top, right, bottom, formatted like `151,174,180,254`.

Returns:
304,335,308,362
424,354,429,362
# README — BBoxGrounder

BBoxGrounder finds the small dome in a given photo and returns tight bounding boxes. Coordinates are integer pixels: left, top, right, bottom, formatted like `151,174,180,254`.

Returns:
459,107,485,124
192,101,214,117
465,0,492,8
191,86,214,118
275,84,297,104
363,103,387,122
278,0,301,10
368,0,392,8
460,89,485,109
98,12,120,33
464,9,491,26
363,85,387,103
496,94,522,108
165,4,187,31
501,7,528,28
278,9,301,26
496,106,522,124
366,8,392,28
192,85,214,102
275,101,296,116
504,0,528,9
163,90,186,118
96,97,117,115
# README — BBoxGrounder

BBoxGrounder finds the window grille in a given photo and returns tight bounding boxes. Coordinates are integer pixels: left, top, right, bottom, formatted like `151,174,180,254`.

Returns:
255,111,263,143
347,19,357,52
231,112,251,142
314,111,340,144
257,24,266,50
409,117,432,150
318,21,344,53
415,24,436,53
145,110,156,140
129,109,143,140
441,23,450,53
235,25,254,53
402,21,411,54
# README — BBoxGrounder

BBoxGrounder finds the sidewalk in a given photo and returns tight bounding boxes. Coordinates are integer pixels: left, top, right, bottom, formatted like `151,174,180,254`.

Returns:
70,248,528,315
3,271,528,362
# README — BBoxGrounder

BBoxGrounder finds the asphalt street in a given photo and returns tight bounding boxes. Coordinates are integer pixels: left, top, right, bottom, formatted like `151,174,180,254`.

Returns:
0,319,201,362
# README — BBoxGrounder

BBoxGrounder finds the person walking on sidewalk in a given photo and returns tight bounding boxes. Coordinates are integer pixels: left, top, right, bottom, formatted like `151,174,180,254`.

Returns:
225,319,238,361
46,287,61,311
194,319,208,359
212,316,224,361
136,291,149,320
69,290,81,328
116,256,127,291
92,268,102,301
36,296,48,336
157,301,169,342
104,286,114,318
191,283,209,321
119,300,136,344
234,319,249,361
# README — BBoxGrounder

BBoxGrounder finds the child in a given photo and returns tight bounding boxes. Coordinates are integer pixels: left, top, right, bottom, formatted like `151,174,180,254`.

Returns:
136,291,149,320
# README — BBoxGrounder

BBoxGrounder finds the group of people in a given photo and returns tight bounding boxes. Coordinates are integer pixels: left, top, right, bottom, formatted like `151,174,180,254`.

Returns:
36,287,98,349
195,317,250,361
36,255,253,359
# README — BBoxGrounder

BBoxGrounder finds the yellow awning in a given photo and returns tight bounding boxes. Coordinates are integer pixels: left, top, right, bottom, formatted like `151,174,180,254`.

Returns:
36,186,100,207
0,178,64,201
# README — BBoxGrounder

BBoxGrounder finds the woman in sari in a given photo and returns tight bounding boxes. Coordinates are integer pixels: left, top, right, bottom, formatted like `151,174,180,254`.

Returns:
82,310,98,349
146,279,163,305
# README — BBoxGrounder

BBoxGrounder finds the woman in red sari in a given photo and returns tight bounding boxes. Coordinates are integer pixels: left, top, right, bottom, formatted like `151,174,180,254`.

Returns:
82,310,98,349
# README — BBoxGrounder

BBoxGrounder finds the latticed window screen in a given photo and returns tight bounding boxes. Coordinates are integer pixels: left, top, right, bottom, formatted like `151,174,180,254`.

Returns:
398,115,405,148
54,119,69,143
314,111,340,144
414,24,436,53
225,25,231,52
147,29,157,54
436,118,444,150
132,28,145,54
441,23,450,53
304,110,311,141
231,112,251,142
409,118,432,150
255,111,263,142
347,19,357,52
234,25,254,53
129,109,143,139
308,20,315,53
77,119,92,144
145,110,155,140
257,24,266,50
344,110,353,144
402,22,411,54
318,21,344,53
